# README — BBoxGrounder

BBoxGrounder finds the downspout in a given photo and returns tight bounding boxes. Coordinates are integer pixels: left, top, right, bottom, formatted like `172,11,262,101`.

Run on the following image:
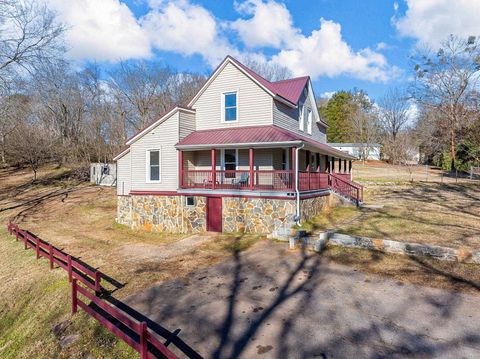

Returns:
295,143,305,226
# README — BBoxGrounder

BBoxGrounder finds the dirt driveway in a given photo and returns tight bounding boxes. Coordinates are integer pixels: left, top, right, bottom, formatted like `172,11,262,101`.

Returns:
125,241,480,359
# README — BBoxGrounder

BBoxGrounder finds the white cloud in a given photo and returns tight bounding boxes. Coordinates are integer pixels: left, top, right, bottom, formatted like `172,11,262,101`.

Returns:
393,0,480,48
406,100,419,124
231,0,298,48
232,1,397,82
47,0,151,62
320,91,336,99
271,18,398,82
141,0,238,66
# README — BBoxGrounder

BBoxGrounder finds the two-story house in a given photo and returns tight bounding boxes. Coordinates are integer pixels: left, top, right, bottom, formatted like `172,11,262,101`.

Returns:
114,56,359,234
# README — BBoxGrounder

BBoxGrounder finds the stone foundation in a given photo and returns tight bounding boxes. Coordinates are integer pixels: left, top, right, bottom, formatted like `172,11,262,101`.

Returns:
223,197,296,234
117,195,206,233
117,192,344,234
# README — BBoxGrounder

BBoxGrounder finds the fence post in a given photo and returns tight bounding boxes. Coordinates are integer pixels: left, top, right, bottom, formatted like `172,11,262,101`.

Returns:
49,243,54,270
67,255,73,282
72,279,78,315
94,271,101,296
139,321,148,359
35,236,40,259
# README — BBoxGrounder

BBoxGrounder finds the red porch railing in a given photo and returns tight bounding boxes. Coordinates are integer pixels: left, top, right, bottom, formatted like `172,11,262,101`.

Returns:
330,172,364,206
182,170,294,191
298,172,330,191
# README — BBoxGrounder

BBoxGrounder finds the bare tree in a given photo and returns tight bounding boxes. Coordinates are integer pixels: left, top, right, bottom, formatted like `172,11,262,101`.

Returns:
411,35,480,170
241,56,292,82
0,0,64,87
379,88,410,141
378,88,412,164
109,61,173,133
349,91,381,162
0,91,30,165
9,120,53,180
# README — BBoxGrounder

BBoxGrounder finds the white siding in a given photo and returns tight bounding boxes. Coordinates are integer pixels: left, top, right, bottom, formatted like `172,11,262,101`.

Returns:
116,152,131,195
273,90,327,144
130,112,180,191
179,110,196,140
192,62,273,130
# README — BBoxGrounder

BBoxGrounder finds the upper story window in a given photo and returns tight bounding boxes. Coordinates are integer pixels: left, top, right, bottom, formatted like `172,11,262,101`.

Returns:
222,91,237,122
299,103,304,131
146,149,161,182
307,109,312,135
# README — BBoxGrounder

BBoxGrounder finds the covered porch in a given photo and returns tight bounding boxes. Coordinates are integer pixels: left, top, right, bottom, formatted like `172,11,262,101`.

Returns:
176,125,356,194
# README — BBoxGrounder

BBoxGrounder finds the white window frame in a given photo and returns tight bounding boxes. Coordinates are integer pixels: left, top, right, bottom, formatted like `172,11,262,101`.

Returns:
146,148,161,183
220,148,239,170
307,108,312,135
282,148,290,170
299,103,304,131
185,196,195,207
221,90,239,123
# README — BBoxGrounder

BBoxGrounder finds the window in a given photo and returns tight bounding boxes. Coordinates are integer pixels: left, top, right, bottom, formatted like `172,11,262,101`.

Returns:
223,149,237,178
299,104,304,131
146,149,161,182
282,149,289,170
307,109,312,135
223,92,237,122
102,165,110,175
186,196,195,206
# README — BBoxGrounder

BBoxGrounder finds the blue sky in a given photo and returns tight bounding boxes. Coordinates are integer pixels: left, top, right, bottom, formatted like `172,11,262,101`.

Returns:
46,0,480,102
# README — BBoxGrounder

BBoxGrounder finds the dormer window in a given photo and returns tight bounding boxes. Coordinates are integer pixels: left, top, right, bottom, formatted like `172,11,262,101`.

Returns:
299,103,304,131
222,91,238,122
307,108,312,135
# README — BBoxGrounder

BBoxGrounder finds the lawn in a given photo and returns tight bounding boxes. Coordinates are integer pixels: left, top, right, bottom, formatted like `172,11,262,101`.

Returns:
0,165,264,358
1,163,479,358
309,162,480,251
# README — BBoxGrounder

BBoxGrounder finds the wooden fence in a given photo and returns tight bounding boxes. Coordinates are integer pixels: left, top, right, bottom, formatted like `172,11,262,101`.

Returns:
6,222,184,359
7,222,101,292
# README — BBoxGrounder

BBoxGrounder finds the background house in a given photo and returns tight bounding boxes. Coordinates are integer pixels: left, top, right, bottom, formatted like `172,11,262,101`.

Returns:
90,163,116,186
328,143,381,161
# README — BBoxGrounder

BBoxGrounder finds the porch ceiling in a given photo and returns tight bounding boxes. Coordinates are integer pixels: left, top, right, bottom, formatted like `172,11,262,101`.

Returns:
176,125,356,160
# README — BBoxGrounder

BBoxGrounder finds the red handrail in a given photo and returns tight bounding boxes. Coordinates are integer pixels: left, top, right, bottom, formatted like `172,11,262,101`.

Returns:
330,173,363,205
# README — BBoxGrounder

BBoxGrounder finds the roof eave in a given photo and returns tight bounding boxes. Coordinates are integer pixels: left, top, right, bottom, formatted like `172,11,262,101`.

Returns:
176,140,303,150
113,148,130,161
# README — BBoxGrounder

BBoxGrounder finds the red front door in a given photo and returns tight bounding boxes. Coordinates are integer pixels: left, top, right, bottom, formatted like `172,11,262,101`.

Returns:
207,197,222,232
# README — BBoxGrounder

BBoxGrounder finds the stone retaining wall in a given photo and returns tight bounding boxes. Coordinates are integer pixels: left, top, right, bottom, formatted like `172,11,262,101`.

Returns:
324,232,480,264
117,195,206,233
117,193,342,234
223,197,296,234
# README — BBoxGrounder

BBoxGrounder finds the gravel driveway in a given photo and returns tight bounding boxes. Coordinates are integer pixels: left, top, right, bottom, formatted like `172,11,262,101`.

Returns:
125,241,480,359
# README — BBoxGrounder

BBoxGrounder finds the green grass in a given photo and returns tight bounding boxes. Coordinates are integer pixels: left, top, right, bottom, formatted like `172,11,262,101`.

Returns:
0,228,138,359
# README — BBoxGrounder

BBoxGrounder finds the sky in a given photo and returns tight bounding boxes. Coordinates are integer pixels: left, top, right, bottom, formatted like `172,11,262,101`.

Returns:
45,0,480,103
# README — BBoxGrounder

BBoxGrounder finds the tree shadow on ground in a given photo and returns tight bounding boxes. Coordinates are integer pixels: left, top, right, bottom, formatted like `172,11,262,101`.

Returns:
125,237,480,358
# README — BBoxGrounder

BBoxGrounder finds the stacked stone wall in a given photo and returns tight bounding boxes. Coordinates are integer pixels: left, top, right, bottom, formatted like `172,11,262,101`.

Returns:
222,197,296,234
118,193,340,234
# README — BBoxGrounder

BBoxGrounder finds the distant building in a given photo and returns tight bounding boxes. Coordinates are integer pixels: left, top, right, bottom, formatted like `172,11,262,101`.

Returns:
90,163,116,186
328,143,381,161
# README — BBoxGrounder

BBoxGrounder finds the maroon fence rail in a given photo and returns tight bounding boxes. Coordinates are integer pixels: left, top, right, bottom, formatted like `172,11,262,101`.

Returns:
72,280,177,359
330,173,364,206
5,223,186,359
7,222,101,292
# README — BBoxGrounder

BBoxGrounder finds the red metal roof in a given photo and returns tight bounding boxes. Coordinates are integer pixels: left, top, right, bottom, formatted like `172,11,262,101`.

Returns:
228,56,309,105
176,125,356,159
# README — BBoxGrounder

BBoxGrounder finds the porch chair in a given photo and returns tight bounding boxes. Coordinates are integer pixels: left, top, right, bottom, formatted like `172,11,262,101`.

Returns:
232,173,249,187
